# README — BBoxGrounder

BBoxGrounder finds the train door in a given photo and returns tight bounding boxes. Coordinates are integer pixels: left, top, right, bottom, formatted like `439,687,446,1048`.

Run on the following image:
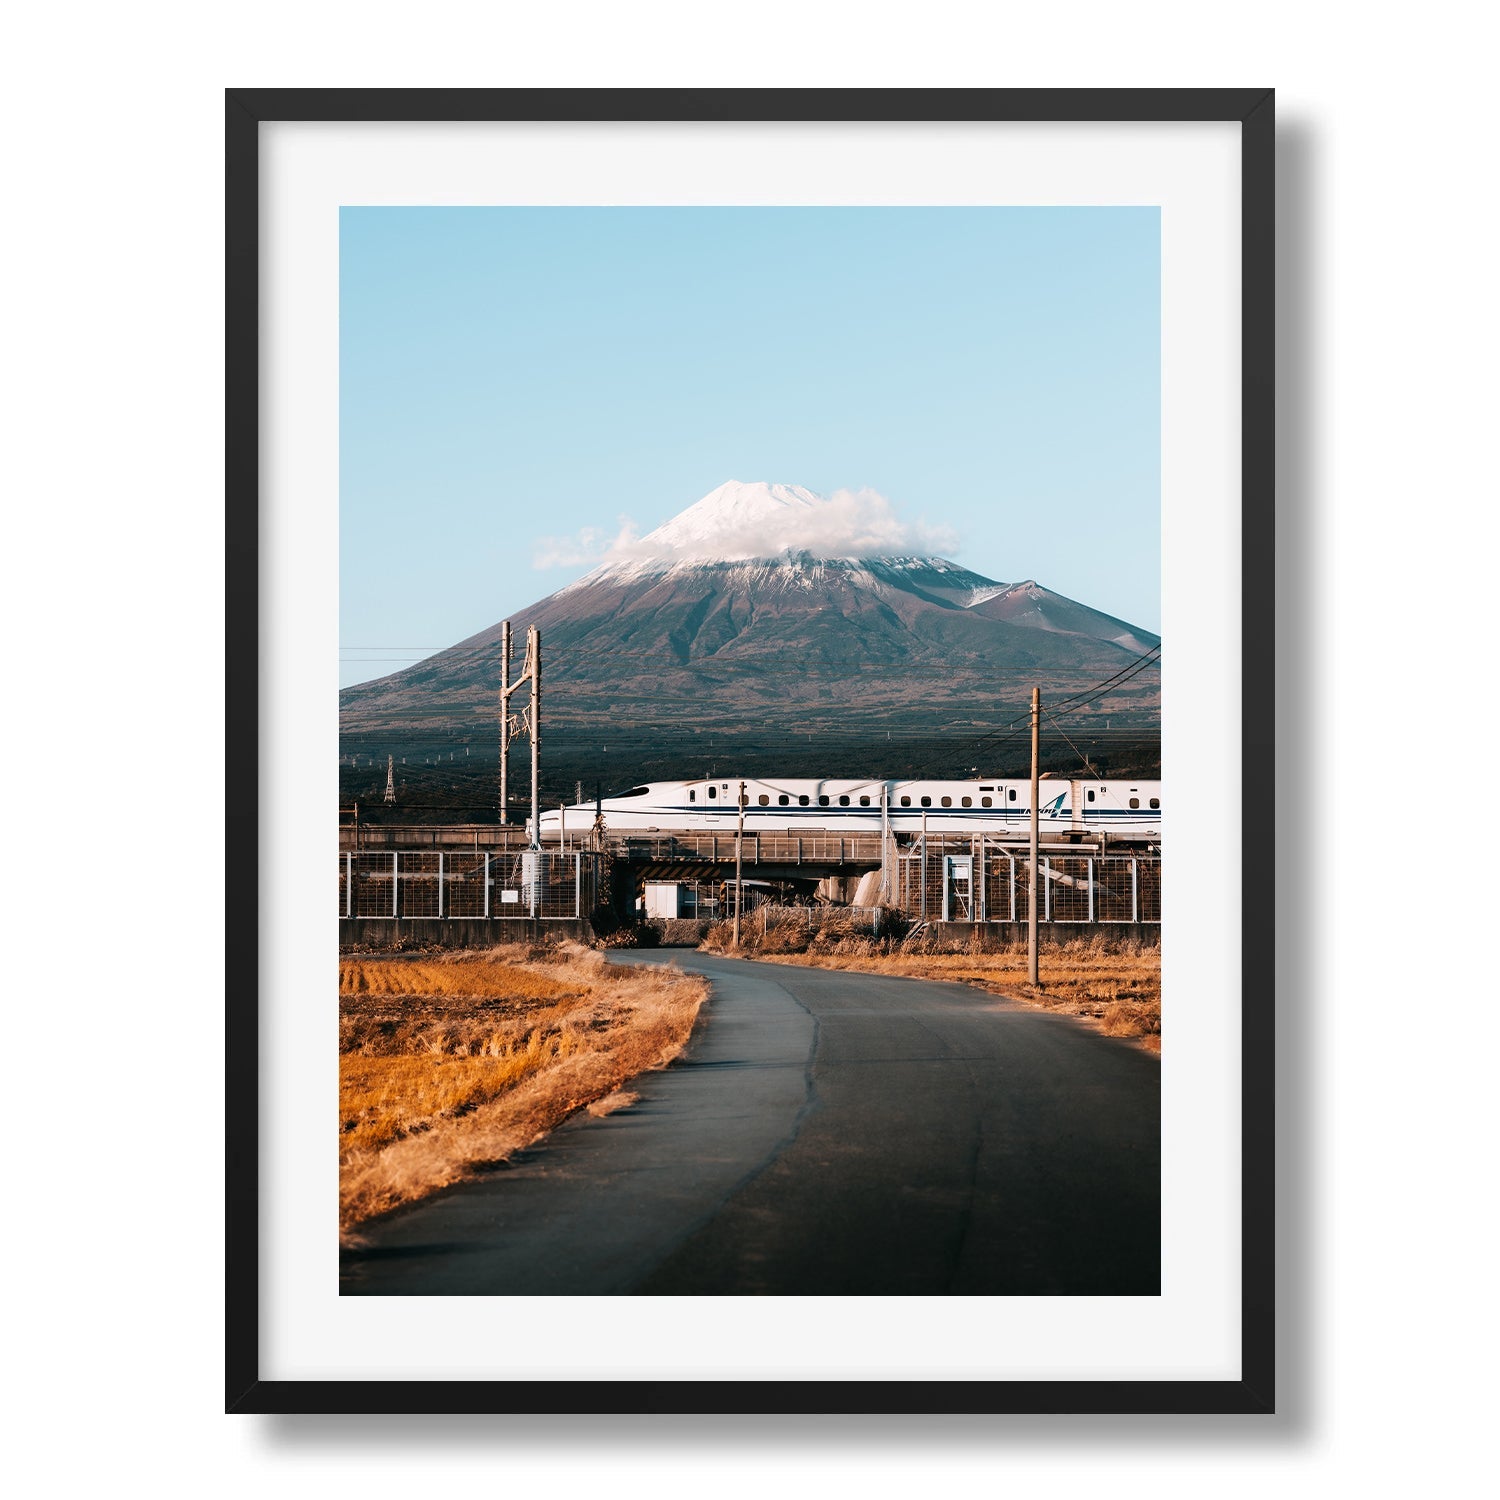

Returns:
1003,782,1022,827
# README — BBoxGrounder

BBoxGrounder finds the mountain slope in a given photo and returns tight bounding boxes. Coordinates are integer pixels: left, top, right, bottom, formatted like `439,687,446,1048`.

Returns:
340,481,1160,756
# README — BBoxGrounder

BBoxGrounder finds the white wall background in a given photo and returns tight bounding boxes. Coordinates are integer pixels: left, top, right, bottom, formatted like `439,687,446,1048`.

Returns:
3,2,1494,1493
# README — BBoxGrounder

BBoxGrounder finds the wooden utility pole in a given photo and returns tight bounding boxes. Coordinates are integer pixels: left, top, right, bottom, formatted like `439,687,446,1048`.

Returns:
1028,685,1041,986
733,780,746,949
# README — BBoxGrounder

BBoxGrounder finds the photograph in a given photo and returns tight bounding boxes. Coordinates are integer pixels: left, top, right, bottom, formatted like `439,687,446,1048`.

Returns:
334,204,1165,1297
12,6,1495,1489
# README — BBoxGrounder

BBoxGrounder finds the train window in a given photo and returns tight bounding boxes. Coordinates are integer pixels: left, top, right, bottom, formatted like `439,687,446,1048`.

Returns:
1129,797,1140,809
981,796,992,807
940,796,952,807
758,794,770,806
839,795,850,806
778,794,789,806
1150,797,1160,808
900,796,911,806
859,796,870,806
819,795,830,806
979,785,994,791
619,787,650,798
799,795,810,806
961,796,972,807
1008,789,1017,801
689,790,696,801
1087,790,1095,802
920,795,932,807
708,786,717,799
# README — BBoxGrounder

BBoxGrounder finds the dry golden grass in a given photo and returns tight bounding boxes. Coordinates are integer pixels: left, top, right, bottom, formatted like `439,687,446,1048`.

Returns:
586,1089,640,1117
339,942,706,1234
719,927,1161,1051
340,952,582,1002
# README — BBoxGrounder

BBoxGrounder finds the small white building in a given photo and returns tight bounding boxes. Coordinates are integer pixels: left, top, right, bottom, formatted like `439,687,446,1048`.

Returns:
643,882,688,919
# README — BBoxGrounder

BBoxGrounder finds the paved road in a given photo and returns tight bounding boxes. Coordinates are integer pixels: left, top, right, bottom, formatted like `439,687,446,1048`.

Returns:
340,952,1159,1296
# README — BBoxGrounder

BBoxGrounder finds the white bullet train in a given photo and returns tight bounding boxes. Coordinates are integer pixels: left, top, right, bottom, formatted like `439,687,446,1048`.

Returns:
538,776,1162,841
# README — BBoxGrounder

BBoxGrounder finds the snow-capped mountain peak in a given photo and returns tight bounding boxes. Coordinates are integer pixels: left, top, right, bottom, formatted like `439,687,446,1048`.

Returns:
638,480,822,556
565,480,962,589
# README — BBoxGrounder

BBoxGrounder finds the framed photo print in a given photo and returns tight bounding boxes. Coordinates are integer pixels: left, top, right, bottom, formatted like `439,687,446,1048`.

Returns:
227,87,1274,1413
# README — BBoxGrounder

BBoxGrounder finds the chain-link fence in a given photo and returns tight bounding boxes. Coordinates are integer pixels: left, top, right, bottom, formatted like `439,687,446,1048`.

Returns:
338,850,591,921
614,832,884,866
893,841,1160,925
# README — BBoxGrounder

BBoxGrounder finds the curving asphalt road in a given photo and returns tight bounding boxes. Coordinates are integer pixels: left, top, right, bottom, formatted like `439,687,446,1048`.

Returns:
340,952,1159,1296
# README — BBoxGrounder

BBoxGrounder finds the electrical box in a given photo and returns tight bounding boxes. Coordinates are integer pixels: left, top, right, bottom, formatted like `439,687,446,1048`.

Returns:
943,856,974,922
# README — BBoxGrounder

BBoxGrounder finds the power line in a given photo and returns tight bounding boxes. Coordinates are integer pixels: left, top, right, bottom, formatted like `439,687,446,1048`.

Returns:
1044,709,1100,778
1027,645,1161,715
971,646,1161,752
1046,651,1163,721
340,657,1161,677
894,646,1164,778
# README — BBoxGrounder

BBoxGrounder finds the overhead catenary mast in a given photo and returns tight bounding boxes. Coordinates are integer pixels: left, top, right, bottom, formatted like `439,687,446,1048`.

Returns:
499,621,511,822
498,621,542,847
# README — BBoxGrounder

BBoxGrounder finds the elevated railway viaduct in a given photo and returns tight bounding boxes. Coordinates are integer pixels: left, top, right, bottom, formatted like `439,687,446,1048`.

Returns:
337,823,1157,945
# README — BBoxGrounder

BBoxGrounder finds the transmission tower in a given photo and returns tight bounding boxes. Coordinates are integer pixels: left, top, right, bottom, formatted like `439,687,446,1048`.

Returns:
383,755,396,805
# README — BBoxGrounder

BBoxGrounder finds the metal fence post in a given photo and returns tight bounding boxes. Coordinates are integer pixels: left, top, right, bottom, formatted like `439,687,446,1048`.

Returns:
1131,858,1138,924
345,851,352,920
392,851,399,919
484,852,490,918
1008,854,1016,922
574,852,581,917
1043,856,1051,922
438,852,445,919
1087,857,1094,923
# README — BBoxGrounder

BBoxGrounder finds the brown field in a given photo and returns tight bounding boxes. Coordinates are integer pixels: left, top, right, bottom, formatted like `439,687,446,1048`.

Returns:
702,914,1160,1051
339,943,706,1234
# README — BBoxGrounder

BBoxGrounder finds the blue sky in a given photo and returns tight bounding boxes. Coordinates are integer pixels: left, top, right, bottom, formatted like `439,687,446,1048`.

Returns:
341,207,1159,687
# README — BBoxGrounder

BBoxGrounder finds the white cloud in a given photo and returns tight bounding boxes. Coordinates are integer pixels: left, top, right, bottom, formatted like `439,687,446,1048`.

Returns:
533,485,959,570
532,518,644,570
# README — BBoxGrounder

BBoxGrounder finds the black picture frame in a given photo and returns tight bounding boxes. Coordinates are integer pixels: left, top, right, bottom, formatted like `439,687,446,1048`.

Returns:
226,87,1274,1416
